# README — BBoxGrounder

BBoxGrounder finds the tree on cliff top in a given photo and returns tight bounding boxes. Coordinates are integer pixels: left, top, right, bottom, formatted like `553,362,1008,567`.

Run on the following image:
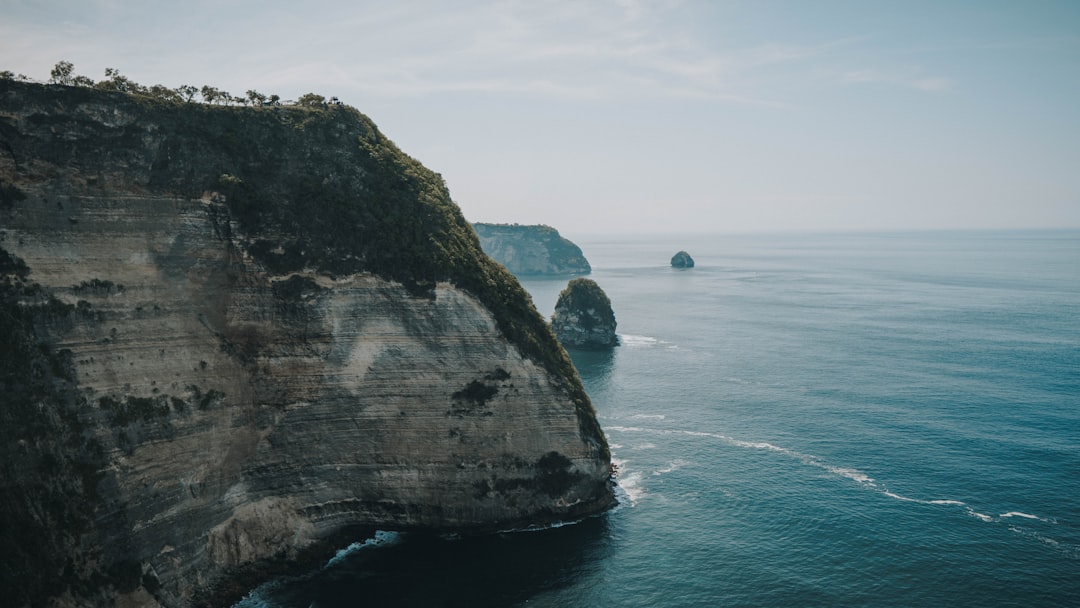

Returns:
297,93,327,108
49,61,74,85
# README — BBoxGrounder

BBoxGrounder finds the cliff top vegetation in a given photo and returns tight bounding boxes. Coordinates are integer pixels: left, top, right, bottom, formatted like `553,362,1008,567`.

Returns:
556,278,615,325
1,61,330,108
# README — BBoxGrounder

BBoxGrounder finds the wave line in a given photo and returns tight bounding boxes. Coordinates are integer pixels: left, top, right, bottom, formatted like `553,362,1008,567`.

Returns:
606,424,1061,530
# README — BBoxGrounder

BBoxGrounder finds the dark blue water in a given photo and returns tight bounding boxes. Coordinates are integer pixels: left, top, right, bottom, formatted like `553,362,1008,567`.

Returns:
238,230,1080,607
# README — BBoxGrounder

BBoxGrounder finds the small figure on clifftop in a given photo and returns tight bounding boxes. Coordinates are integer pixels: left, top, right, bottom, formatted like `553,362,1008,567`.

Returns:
671,251,695,268
551,278,618,349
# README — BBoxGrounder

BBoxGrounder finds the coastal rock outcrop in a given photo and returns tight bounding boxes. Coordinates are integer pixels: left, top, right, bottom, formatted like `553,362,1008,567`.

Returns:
473,223,591,276
0,80,613,608
671,251,695,268
551,278,618,349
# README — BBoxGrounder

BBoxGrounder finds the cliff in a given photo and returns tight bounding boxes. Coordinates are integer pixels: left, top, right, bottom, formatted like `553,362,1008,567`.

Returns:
472,223,591,276
0,80,613,607
551,278,619,349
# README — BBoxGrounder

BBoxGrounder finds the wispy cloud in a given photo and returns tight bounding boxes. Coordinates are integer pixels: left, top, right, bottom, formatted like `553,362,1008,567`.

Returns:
0,0,823,105
0,0,948,104
839,68,953,92
298,0,834,106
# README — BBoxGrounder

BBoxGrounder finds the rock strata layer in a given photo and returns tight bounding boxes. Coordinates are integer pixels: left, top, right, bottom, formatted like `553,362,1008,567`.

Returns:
473,223,591,276
551,278,618,349
0,80,613,608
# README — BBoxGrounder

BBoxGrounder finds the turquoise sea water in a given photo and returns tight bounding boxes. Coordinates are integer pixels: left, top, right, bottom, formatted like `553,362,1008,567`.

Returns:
238,230,1080,607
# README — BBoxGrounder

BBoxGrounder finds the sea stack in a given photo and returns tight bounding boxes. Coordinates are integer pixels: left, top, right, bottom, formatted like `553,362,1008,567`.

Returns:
551,278,619,349
671,250,695,268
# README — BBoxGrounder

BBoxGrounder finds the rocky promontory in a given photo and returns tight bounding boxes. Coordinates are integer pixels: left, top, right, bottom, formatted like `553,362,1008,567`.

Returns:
473,223,591,276
671,250,695,268
0,79,613,608
551,278,618,349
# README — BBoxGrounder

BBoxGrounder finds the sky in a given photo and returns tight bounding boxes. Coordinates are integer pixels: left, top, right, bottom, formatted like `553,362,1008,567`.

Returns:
2,0,1079,236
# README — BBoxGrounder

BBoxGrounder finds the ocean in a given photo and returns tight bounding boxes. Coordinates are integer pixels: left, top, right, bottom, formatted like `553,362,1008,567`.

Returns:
237,230,1080,607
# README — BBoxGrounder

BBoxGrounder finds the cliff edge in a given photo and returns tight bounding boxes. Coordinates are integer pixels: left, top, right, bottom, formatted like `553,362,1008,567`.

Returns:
0,80,613,607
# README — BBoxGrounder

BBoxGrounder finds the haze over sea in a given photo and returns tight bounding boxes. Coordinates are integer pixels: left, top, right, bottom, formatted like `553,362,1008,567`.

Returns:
238,229,1080,607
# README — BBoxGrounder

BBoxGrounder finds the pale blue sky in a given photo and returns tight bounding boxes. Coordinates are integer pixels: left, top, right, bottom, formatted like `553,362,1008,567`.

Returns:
2,0,1078,235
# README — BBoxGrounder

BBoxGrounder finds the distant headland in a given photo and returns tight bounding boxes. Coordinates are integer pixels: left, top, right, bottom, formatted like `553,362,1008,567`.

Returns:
473,223,591,276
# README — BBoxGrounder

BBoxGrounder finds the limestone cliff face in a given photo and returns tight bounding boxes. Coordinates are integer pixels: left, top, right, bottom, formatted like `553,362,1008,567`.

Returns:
473,223,591,276
0,81,613,608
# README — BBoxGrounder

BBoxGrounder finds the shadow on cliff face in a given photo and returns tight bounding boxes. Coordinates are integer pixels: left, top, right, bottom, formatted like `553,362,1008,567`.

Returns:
240,517,611,608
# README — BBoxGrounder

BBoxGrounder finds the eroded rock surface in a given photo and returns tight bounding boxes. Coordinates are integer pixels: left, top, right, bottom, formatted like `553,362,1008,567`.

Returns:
0,80,613,608
551,278,618,349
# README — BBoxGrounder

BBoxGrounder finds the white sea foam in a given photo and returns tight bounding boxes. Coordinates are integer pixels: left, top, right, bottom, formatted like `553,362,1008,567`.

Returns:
231,591,275,608
606,424,1060,533
727,437,789,452
620,334,661,347
607,425,650,434
617,470,639,505
827,466,874,485
882,489,979,515
631,414,666,420
1000,511,1052,522
510,514,601,533
882,491,922,503
654,460,689,475
610,478,637,511
880,495,996,525
1001,511,1039,519
324,530,400,567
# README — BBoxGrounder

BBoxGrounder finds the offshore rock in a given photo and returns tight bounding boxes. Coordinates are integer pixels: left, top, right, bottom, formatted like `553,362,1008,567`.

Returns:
473,223,591,276
551,278,618,349
0,80,613,608
671,250,695,268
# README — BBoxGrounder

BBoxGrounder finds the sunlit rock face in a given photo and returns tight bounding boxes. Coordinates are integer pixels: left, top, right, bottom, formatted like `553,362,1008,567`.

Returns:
473,223,591,276
0,80,613,608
